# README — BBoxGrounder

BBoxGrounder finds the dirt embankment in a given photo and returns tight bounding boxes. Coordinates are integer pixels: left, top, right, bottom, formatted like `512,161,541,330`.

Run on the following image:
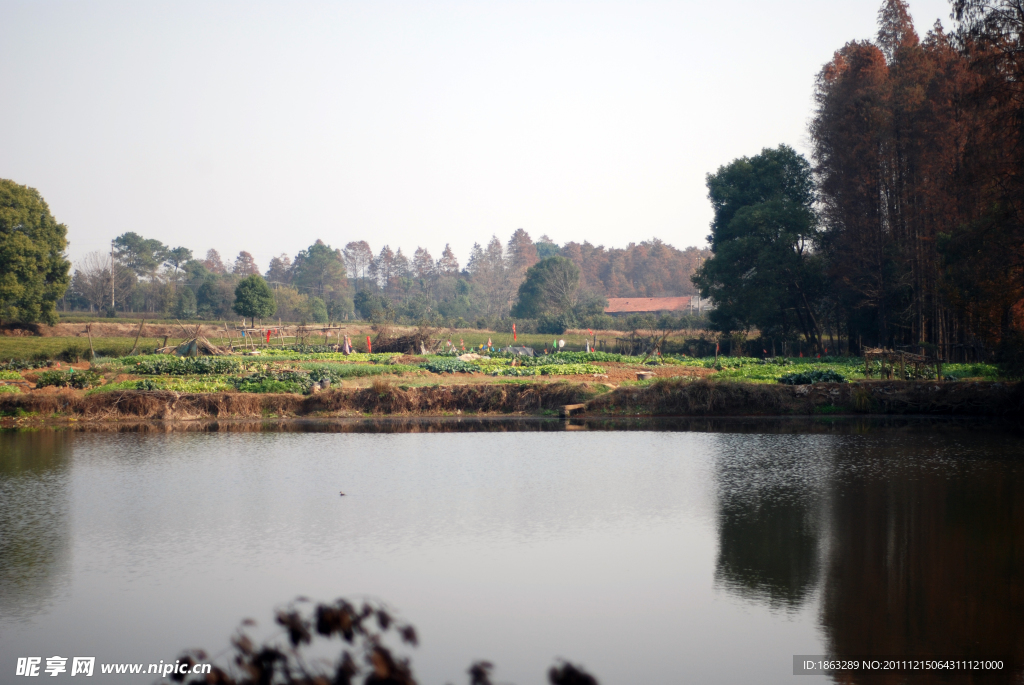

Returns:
2,379,1021,425
587,378,1024,419
0,381,596,422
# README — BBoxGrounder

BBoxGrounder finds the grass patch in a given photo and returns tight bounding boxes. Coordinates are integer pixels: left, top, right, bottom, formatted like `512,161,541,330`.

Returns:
87,377,234,394
297,363,421,378
118,356,246,375
423,358,479,374
0,337,185,360
942,363,1001,380
234,378,304,394
705,357,866,383
0,407,35,417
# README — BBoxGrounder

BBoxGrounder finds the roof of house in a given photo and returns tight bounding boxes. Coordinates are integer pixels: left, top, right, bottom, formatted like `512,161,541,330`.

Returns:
604,296,692,314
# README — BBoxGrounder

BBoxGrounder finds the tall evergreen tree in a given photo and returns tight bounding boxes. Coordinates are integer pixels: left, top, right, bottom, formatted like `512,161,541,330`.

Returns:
232,274,277,326
692,145,826,350
291,240,347,300
0,179,71,324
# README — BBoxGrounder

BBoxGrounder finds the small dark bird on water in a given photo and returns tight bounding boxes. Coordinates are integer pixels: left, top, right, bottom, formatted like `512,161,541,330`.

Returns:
339,492,346,496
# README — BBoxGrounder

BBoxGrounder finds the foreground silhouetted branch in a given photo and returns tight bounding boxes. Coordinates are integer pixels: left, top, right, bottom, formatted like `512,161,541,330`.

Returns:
168,597,599,685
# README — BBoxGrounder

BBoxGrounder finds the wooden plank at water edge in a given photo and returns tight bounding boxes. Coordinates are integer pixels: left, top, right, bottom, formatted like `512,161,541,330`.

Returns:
560,404,586,417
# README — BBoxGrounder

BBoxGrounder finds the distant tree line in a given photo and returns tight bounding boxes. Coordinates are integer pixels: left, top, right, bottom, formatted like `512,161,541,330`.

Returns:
61,227,708,332
695,0,1024,367
65,235,353,325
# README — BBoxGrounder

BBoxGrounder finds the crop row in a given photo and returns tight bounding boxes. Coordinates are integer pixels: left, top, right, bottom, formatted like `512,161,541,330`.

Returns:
491,364,606,376
118,356,246,375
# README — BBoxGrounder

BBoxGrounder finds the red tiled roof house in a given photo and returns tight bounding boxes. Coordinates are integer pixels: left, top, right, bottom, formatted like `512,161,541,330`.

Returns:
604,296,692,315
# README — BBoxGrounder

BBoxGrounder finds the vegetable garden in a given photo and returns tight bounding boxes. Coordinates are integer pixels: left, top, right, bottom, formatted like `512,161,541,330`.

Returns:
0,341,1005,405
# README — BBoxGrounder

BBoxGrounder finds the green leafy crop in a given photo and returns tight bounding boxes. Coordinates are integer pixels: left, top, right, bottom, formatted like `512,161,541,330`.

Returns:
778,369,847,385
35,369,102,389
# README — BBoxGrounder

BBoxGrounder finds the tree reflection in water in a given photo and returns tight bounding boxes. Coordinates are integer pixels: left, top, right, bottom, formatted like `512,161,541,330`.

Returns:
713,430,1024,680
821,436,1024,680
0,431,72,620
714,435,829,611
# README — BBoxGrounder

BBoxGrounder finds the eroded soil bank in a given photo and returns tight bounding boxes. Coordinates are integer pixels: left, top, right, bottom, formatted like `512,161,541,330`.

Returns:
2,379,1022,427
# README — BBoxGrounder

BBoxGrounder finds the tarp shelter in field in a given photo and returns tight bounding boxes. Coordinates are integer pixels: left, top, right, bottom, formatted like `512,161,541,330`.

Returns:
505,346,536,357
159,324,226,356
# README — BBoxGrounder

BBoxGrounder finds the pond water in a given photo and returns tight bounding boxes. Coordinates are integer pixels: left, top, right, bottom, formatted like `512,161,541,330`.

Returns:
1,419,1022,684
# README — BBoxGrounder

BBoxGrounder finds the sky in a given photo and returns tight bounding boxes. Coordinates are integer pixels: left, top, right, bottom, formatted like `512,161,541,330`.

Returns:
1,0,954,273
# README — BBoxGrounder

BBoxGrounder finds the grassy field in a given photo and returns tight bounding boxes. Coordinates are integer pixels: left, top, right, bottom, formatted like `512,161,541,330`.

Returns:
0,337,187,360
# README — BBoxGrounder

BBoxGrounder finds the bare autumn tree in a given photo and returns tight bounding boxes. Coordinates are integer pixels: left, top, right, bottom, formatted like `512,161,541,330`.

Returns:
71,251,131,312
265,254,292,286
554,239,708,298
506,229,539,278
946,0,1024,357
412,247,435,297
370,246,396,293
467,236,513,317
344,241,374,285
203,249,227,275
412,248,434,280
232,251,260,276
811,0,976,355
436,244,459,276
392,248,411,298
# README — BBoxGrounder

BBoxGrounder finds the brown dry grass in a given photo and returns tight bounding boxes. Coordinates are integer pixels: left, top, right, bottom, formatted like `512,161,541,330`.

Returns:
3,379,1021,424
0,382,599,422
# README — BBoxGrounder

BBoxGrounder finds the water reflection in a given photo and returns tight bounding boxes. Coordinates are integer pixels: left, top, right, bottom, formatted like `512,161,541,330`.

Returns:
53,415,1021,436
709,430,1024,678
714,436,827,611
0,420,1021,683
820,437,1024,676
0,431,71,621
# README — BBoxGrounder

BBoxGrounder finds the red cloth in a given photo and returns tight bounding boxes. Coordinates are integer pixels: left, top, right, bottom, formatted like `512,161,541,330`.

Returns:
366,336,372,353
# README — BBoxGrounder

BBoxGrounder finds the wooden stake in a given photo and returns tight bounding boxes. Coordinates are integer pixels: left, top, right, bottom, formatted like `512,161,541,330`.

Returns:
129,318,145,356
86,324,95,359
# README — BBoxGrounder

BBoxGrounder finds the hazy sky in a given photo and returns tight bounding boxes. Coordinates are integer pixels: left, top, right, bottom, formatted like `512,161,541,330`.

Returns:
1,0,953,272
